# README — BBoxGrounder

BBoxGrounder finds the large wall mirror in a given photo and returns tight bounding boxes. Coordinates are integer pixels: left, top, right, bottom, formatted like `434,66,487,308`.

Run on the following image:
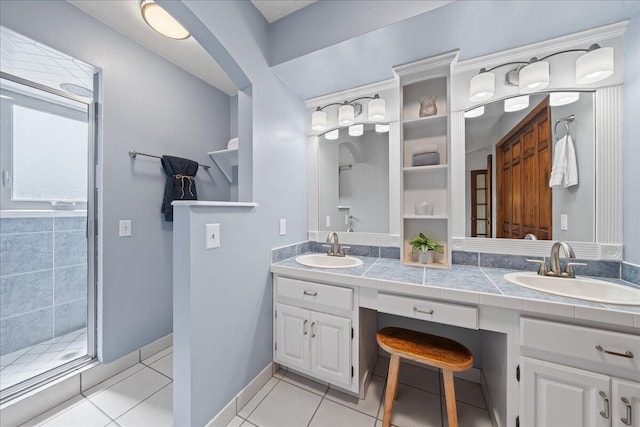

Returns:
464,91,595,242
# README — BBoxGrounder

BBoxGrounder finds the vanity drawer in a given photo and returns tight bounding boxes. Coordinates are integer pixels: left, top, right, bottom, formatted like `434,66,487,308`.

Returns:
378,293,478,330
520,318,640,371
277,277,353,312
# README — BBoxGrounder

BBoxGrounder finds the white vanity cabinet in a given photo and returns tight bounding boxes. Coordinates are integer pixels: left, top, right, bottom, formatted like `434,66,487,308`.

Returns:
519,318,640,427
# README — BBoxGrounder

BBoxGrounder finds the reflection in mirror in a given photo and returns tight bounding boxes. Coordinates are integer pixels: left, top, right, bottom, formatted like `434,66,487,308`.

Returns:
318,125,389,233
465,91,594,241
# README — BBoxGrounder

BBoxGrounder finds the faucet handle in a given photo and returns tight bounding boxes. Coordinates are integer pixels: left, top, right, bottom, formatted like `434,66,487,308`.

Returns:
563,261,587,278
527,259,548,275
321,244,333,255
339,246,351,257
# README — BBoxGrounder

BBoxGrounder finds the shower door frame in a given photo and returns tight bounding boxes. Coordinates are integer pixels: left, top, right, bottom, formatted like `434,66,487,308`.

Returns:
0,72,98,402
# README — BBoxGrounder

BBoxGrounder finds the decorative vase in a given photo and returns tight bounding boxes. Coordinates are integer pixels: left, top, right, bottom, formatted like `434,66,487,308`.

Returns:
418,250,433,264
419,96,437,117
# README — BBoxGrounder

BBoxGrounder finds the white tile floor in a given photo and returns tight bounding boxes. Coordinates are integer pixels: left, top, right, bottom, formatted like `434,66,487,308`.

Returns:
13,348,492,427
1,329,87,391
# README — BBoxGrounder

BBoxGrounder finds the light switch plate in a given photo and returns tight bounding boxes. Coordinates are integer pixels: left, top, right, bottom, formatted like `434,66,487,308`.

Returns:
561,214,568,231
205,224,220,249
279,219,286,236
119,220,132,237
326,215,331,228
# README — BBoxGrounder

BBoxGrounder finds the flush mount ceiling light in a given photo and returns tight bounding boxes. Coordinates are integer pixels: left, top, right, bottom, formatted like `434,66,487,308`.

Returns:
464,105,485,118
468,44,614,102
375,123,390,133
550,92,580,106
311,93,386,131
323,129,339,140
504,95,530,112
60,83,93,98
141,0,190,40
349,124,364,136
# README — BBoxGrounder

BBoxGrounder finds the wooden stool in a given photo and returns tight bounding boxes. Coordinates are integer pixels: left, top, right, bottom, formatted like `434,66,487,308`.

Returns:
376,327,473,427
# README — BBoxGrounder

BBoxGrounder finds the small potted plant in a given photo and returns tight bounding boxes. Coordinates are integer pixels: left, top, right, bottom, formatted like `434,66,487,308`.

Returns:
408,232,444,264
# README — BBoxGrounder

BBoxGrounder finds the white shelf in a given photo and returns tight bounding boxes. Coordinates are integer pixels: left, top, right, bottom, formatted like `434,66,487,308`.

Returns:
403,114,447,130
403,215,448,220
403,164,448,173
207,148,238,182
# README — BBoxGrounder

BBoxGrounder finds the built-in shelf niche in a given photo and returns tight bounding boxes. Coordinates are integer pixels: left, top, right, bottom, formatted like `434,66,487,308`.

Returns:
208,148,238,182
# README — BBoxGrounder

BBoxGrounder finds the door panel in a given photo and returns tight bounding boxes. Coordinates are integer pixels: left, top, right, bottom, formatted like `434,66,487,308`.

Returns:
310,311,351,386
275,304,309,372
613,378,640,427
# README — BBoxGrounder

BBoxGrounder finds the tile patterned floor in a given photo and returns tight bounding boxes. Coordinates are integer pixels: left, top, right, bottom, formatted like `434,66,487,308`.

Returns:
13,349,492,427
1,329,87,391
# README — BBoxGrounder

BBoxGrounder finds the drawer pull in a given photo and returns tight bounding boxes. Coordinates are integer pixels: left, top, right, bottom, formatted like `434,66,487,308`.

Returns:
413,307,434,315
311,321,316,338
303,319,308,335
303,290,318,297
595,345,634,359
600,391,610,419
621,397,632,426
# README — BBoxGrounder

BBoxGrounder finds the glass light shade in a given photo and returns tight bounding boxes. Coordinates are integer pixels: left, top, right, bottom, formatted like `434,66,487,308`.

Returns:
550,92,580,106
368,97,385,121
504,95,529,112
338,104,355,126
576,46,614,84
464,106,485,118
311,110,327,131
324,129,339,140
375,123,390,133
469,72,495,102
141,0,190,40
348,124,363,136
519,61,549,94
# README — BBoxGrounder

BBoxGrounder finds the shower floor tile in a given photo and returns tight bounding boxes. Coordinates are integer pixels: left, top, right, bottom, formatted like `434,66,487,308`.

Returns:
0,328,87,391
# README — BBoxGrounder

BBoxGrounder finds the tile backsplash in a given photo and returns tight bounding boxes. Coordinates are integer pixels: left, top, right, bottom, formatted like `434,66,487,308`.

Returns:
271,241,401,263
0,216,87,355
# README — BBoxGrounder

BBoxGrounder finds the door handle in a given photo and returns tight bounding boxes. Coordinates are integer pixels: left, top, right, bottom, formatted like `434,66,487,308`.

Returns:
303,319,308,335
596,345,634,359
599,391,610,419
413,307,434,315
303,290,317,297
311,321,316,338
621,397,632,426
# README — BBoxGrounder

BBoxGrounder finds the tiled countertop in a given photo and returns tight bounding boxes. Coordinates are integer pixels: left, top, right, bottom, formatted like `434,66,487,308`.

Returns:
272,254,640,329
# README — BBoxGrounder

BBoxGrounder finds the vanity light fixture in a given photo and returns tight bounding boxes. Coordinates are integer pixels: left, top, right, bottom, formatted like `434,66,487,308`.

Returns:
323,129,339,140
550,92,580,106
375,123,390,133
310,94,386,132
504,95,530,112
141,0,190,40
349,124,364,136
468,44,614,102
464,105,485,118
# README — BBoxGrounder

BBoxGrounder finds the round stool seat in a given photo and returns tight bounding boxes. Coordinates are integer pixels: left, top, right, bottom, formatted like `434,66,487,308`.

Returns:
376,327,473,371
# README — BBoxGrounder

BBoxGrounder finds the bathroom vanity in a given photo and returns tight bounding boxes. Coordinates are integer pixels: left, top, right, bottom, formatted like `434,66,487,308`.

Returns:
271,256,639,427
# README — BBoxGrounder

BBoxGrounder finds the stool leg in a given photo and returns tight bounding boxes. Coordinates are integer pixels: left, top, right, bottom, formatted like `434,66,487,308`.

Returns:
442,370,458,427
382,354,400,427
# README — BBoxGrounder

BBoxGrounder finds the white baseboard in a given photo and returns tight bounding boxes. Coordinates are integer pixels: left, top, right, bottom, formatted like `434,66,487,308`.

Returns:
139,334,173,361
205,362,274,427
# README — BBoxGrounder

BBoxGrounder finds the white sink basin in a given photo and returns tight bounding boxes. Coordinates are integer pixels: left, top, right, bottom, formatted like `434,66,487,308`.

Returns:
504,272,640,305
295,253,363,269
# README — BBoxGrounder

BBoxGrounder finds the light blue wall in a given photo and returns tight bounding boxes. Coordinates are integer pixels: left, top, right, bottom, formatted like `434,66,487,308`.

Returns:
167,1,308,425
0,0,232,363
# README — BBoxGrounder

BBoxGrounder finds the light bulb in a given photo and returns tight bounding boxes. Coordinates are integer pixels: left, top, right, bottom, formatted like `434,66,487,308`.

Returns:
141,0,190,40
464,106,485,118
469,71,495,102
348,124,363,136
324,129,339,140
311,109,327,131
368,96,385,121
576,46,613,84
338,104,355,126
504,95,529,112
519,60,549,94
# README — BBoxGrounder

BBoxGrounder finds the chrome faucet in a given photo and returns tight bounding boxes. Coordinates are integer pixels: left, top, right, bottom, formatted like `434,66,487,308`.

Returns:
527,241,586,278
323,232,350,257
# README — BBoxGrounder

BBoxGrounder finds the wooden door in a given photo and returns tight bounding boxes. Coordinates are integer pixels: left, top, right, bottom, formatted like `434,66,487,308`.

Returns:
612,378,640,427
310,311,351,387
471,169,489,237
520,357,610,427
275,303,310,372
496,98,552,239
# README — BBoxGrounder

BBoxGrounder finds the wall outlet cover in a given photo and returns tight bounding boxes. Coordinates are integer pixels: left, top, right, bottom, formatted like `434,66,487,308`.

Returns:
205,224,220,249
119,220,132,237
279,218,286,236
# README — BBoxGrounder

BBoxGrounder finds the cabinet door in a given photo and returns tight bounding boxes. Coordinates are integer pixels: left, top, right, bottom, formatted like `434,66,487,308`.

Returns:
613,378,640,427
520,357,610,427
309,311,351,387
275,304,309,372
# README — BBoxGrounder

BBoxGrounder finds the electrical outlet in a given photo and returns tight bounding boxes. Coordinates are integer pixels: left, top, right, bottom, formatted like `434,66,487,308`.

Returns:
279,218,286,236
205,224,220,249
561,214,568,231
119,220,132,237
326,215,331,228
345,214,349,225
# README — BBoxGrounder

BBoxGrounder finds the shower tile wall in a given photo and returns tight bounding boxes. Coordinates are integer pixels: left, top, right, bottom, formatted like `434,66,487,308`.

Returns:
0,216,87,356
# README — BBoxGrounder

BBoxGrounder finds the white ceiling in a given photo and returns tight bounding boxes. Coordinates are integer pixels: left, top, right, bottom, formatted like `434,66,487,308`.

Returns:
251,0,317,23
68,0,237,96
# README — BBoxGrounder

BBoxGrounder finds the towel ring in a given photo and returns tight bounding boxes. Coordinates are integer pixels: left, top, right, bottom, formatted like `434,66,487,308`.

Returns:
554,114,575,141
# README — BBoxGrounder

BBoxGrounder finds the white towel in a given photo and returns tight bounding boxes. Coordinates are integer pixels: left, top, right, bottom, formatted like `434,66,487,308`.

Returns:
549,135,578,188
412,142,438,155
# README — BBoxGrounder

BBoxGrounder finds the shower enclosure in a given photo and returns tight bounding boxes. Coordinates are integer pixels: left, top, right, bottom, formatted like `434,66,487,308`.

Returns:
0,27,97,401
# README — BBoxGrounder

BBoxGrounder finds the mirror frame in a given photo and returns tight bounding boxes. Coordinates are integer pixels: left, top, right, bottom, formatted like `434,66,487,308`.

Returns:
449,22,627,260
307,78,401,246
